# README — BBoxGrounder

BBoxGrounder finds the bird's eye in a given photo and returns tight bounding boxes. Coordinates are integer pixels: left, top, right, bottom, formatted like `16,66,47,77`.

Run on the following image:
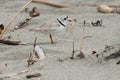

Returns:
64,16,68,20
64,18,67,20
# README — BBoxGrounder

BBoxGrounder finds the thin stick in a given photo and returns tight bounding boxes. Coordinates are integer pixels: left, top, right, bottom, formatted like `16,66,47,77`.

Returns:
49,34,54,44
80,26,85,51
78,3,120,8
0,0,32,38
0,70,29,79
0,39,27,45
79,26,85,58
26,73,41,79
32,0,72,8
27,37,37,66
33,37,37,53
70,42,75,59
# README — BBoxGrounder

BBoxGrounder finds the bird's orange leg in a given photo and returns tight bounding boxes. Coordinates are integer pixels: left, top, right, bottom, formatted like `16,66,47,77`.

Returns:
49,34,55,44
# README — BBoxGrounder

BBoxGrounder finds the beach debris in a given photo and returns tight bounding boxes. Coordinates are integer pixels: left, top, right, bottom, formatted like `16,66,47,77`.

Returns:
70,42,85,59
77,51,85,59
83,36,92,39
104,45,114,52
11,7,40,32
77,3,120,8
24,7,29,13
0,24,4,35
27,52,36,66
97,4,114,13
27,37,45,68
91,20,103,27
78,25,86,59
96,54,100,58
3,35,12,40
79,20,90,26
116,60,120,64
49,34,54,44
97,4,120,14
32,0,73,8
27,37,37,66
70,42,75,59
57,58,65,62
26,73,41,79
92,51,97,54
104,49,120,61
0,0,33,38
57,57,69,62
83,20,86,26
33,46,45,67
111,8,120,14
0,39,26,45
0,70,29,80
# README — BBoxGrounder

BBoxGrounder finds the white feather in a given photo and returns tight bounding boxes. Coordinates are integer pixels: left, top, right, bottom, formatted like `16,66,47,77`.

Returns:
34,46,45,61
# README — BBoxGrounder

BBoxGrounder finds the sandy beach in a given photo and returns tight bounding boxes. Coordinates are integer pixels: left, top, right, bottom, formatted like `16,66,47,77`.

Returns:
0,0,120,80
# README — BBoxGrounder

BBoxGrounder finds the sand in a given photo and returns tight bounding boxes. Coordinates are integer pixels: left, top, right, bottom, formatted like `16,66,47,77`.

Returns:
0,0,120,80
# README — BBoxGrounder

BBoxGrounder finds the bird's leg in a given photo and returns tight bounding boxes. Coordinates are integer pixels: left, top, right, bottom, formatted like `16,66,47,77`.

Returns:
49,34,54,44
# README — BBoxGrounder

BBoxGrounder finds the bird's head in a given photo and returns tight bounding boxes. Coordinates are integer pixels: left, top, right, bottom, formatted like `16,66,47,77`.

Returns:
57,16,71,27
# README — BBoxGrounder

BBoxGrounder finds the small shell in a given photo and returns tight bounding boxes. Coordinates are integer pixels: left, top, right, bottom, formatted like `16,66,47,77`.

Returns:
97,4,114,13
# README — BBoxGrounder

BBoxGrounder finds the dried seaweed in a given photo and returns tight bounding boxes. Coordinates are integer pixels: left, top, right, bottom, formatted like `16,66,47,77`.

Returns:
104,49,120,60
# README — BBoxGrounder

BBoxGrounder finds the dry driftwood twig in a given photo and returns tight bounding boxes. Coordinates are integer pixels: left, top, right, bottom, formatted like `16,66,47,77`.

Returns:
70,42,75,59
26,73,41,79
0,39,26,45
11,7,40,31
0,70,29,80
27,37,37,66
0,24,4,35
32,0,72,8
0,0,32,38
78,3,120,8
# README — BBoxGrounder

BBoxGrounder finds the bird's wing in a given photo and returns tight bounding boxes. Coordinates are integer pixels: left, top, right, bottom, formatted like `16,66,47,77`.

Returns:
31,19,60,32
39,19,60,31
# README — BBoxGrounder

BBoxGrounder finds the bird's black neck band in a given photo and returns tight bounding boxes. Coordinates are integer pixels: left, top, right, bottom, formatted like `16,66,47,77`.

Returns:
57,18,66,27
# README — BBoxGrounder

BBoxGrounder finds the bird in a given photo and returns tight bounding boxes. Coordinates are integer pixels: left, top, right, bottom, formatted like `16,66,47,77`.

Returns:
30,16,70,44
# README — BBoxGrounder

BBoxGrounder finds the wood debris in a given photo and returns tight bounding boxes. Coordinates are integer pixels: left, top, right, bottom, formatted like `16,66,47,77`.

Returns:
11,7,40,31
27,37,45,68
26,73,41,79
0,39,26,45
0,24,4,35
91,20,103,27
77,51,85,59
0,0,33,38
27,37,37,66
0,70,29,80
97,4,114,13
104,49,120,61
70,42,75,59
32,0,73,8
116,60,120,64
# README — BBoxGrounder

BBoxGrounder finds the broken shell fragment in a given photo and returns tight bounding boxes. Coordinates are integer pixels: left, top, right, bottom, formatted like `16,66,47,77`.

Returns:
0,24,4,34
29,7,40,17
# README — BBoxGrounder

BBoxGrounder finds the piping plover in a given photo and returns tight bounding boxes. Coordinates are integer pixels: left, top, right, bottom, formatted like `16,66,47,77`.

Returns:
30,16,70,44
